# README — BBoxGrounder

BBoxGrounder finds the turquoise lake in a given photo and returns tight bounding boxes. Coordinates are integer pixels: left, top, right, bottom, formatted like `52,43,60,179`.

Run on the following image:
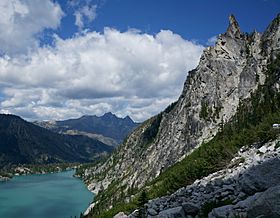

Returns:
0,170,93,218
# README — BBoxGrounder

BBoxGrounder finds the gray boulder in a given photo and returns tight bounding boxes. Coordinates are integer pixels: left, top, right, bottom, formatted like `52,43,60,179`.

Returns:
208,205,234,218
209,185,280,218
247,185,280,218
128,209,139,218
182,202,199,215
148,208,158,216
158,206,186,218
239,158,280,195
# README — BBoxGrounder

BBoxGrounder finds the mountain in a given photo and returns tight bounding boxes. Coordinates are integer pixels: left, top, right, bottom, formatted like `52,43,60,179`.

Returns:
34,112,139,146
0,114,113,167
79,14,280,217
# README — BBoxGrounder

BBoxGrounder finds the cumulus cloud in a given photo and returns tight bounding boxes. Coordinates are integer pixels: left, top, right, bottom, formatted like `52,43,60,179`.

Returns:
0,28,204,122
74,5,97,30
70,0,97,30
0,0,64,55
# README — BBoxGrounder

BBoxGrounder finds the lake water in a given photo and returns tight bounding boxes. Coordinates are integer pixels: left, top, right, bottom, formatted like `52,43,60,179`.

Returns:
0,170,93,218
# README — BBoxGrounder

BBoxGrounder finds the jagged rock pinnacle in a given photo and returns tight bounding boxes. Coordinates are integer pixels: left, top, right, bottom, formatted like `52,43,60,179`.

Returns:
262,13,280,57
226,14,241,38
264,13,280,35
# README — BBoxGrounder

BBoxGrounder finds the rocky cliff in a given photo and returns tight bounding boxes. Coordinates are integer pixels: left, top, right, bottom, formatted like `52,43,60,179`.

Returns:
81,14,280,217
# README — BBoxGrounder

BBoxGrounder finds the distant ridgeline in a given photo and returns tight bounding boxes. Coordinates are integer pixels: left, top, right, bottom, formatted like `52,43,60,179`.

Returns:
0,114,114,168
79,14,280,218
34,112,139,147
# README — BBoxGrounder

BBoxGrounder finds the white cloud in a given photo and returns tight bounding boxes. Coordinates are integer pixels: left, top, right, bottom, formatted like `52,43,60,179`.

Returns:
81,5,97,21
0,0,64,55
0,28,204,122
68,0,80,7
207,35,218,46
73,3,97,30
74,11,84,29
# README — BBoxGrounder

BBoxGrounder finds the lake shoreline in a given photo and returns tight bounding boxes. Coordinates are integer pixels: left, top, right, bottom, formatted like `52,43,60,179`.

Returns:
0,175,10,181
0,163,80,180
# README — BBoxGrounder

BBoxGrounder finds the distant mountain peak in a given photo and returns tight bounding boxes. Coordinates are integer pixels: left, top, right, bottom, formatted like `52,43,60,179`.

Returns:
124,115,133,122
226,14,241,38
103,112,116,118
35,112,139,144
80,114,97,119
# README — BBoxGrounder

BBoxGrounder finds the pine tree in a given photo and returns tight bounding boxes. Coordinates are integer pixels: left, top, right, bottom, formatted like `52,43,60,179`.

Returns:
137,191,148,218
137,190,148,208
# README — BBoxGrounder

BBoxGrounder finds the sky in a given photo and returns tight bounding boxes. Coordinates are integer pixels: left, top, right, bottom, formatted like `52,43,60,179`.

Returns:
0,0,279,122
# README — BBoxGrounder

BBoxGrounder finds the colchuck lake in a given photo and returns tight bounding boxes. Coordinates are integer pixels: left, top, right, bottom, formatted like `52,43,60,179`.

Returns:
0,170,93,218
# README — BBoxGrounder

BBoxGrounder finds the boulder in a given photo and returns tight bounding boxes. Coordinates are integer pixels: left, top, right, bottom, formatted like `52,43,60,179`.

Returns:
182,202,199,215
247,185,280,218
234,193,261,210
128,209,139,218
209,185,280,217
258,146,267,154
239,158,280,195
208,205,234,218
148,208,158,216
113,212,128,218
158,206,186,218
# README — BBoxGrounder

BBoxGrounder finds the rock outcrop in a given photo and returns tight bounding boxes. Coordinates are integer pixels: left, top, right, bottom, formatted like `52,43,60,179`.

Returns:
82,14,280,215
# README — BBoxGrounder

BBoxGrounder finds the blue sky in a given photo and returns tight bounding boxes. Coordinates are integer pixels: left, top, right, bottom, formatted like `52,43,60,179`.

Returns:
0,0,279,121
55,0,280,44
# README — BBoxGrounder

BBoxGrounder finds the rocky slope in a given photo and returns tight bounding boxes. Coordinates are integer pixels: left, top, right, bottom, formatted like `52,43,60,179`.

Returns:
0,114,113,167
81,14,280,216
144,139,280,218
118,137,280,218
35,112,139,146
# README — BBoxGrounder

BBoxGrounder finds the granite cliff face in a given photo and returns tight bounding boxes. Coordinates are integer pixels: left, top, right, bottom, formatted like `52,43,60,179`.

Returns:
81,14,280,215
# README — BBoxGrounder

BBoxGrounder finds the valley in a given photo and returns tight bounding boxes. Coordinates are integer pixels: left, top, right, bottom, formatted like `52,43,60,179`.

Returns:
0,1,279,218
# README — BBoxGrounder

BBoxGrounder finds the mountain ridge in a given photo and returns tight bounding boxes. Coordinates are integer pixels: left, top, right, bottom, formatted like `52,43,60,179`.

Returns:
79,14,280,217
34,112,139,146
0,114,113,167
